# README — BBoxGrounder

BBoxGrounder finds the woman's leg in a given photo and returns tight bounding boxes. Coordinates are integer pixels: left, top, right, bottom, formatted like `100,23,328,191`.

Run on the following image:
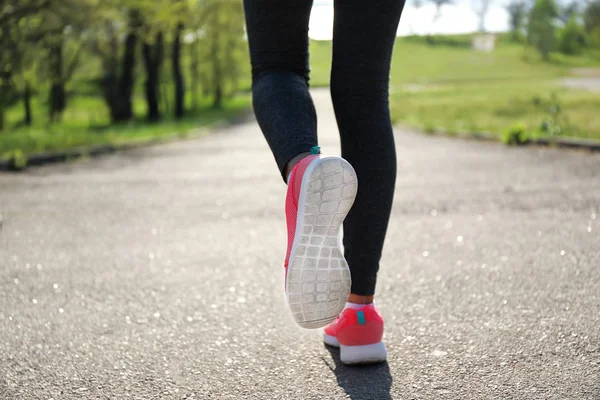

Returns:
243,0,317,181
245,0,359,329
330,0,405,298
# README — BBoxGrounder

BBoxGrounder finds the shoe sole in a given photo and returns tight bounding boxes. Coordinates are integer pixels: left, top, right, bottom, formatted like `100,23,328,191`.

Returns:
324,334,388,365
286,156,357,329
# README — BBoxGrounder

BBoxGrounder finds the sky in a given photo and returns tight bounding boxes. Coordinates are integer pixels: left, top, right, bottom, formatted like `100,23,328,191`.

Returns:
308,0,511,40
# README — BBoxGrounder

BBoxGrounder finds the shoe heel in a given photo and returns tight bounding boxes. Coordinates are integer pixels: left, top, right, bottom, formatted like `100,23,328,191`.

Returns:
339,342,387,365
286,156,355,329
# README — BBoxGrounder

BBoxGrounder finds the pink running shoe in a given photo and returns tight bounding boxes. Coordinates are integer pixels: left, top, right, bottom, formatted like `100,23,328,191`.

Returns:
284,148,357,329
323,305,387,364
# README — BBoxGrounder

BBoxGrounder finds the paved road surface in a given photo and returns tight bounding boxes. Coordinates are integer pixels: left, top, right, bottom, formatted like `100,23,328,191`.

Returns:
561,77,600,92
1,90,599,399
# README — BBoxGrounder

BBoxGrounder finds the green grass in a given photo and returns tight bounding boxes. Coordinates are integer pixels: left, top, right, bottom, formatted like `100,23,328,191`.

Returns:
310,34,600,140
1,94,250,162
391,81,600,140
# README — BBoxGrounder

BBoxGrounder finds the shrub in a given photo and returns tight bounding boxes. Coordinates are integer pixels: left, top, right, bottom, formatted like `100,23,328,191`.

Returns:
502,123,529,145
559,17,587,54
3,150,28,170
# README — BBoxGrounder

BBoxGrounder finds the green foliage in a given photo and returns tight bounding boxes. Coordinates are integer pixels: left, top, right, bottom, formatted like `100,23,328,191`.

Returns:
193,0,248,109
588,27,600,48
528,0,559,59
559,17,586,55
584,0,600,34
538,92,565,135
582,0,600,50
502,123,529,145
2,149,28,169
506,1,528,42
0,0,248,132
0,0,250,159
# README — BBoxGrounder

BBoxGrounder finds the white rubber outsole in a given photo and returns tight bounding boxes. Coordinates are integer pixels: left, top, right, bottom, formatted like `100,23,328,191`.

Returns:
286,156,357,329
324,334,388,365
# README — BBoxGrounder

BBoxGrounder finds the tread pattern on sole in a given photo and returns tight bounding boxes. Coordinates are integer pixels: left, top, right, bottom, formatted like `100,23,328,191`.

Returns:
287,157,357,328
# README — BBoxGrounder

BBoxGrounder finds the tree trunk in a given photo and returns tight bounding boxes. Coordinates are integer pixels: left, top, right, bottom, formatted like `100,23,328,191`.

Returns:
113,9,141,122
225,37,238,99
161,75,170,115
202,74,210,97
101,72,119,122
172,23,185,119
49,41,66,123
24,81,32,126
142,42,158,121
117,31,138,122
0,24,12,131
98,20,123,123
100,54,120,123
213,81,223,109
211,30,223,109
143,32,163,122
0,77,8,131
190,41,199,111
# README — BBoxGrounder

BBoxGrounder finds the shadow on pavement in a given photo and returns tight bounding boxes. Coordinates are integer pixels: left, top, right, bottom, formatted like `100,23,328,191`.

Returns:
323,345,393,400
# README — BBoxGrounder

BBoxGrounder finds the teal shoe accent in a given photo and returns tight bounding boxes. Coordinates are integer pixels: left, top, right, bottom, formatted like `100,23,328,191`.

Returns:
356,310,366,325
310,146,321,155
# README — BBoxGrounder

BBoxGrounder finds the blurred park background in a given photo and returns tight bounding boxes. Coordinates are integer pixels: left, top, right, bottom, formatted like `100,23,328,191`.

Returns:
1,0,600,166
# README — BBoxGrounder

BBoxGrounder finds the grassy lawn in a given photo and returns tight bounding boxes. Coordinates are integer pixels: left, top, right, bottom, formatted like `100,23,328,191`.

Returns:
1,94,250,163
310,34,600,141
391,81,600,140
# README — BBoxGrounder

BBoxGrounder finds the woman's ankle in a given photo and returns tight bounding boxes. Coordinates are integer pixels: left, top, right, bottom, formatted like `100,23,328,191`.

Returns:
284,152,311,183
347,294,374,304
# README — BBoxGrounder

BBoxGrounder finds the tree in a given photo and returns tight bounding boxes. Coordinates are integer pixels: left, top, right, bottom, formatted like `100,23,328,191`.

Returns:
90,7,142,123
0,23,17,131
16,19,43,126
584,0,600,32
559,15,587,54
1,0,97,125
169,0,187,119
142,31,164,122
506,1,528,41
527,0,559,59
0,0,51,129
198,0,246,109
48,40,67,122
431,0,454,27
584,0,600,47
0,0,50,26
45,31,84,123
189,35,201,111
172,22,185,119
119,10,141,122
472,0,493,32
1,0,247,132
559,1,580,23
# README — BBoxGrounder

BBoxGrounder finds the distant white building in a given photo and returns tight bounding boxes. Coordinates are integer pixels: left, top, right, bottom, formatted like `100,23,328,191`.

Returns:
472,34,496,52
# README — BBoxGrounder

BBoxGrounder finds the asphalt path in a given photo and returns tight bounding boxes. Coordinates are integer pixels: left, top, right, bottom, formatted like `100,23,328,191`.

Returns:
1,90,599,399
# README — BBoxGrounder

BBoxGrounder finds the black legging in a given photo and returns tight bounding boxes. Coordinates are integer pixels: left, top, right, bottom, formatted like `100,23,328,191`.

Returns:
244,0,405,296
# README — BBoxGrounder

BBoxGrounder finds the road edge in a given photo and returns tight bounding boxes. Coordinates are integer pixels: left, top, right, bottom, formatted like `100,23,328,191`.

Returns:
0,109,253,172
406,126,600,152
